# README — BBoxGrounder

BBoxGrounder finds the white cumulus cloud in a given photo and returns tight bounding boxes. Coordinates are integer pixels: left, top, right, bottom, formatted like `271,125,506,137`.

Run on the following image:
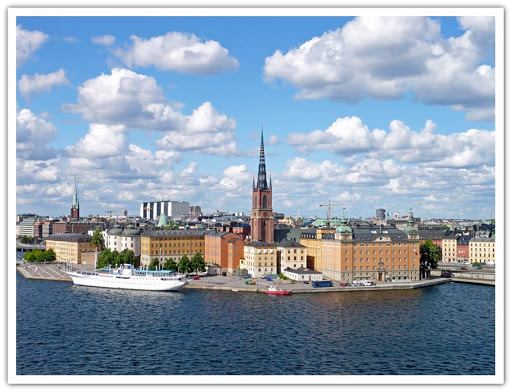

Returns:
16,25,49,68
65,124,127,158
264,16,495,121
18,69,70,100
115,31,239,75
16,108,57,160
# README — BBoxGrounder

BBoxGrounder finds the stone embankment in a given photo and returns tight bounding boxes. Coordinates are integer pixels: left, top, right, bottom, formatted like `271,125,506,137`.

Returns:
16,264,495,292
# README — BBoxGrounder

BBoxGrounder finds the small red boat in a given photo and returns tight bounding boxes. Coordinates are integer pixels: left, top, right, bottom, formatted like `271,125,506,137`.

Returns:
266,286,291,295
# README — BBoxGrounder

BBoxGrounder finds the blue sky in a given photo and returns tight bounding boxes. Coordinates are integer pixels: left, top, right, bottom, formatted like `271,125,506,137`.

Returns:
16,15,496,219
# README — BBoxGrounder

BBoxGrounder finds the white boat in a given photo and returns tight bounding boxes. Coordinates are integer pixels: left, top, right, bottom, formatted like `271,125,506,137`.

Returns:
66,264,188,291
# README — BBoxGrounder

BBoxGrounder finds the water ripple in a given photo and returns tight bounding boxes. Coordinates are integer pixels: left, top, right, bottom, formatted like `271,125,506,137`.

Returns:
16,272,495,375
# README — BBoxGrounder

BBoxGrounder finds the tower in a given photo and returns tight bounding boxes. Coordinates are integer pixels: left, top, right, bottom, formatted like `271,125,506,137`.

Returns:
251,130,274,243
71,175,80,221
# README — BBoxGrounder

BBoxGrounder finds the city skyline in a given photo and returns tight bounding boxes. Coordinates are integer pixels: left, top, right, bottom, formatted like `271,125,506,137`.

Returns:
16,14,496,219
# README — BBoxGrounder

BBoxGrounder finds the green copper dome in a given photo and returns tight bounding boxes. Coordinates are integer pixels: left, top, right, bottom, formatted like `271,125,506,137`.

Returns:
335,217,352,234
121,224,140,236
108,224,123,235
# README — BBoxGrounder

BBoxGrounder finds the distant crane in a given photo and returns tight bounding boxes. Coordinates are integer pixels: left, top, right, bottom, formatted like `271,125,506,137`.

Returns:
319,200,344,223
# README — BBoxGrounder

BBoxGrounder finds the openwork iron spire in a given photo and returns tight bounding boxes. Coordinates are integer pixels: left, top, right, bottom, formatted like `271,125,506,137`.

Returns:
72,175,79,208
256,129,268,189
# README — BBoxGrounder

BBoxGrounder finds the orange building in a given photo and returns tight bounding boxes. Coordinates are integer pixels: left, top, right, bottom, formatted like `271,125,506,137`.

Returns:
205,232,244,273
320,219,421,283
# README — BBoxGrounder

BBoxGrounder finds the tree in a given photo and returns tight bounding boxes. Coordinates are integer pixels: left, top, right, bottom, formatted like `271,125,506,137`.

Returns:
97,248,113,269
112,250,121,267
44,248,56,262
120,249,136,266
24,251,36,262
178,254,192,274
148,257,160,271
164,259,177,271
420,239,441,279
91,229,104,251
33,249,46,262
190,253,206,274
18,235,34,244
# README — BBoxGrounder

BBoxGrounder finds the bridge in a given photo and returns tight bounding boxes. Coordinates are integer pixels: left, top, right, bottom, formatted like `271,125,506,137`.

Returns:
16,242,46,251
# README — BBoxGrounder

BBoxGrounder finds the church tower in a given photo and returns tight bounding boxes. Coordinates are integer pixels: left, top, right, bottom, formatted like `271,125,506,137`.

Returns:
251,130,274,243
71,176,80,221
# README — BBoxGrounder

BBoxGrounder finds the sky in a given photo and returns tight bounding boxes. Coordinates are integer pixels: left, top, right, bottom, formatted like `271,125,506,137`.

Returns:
15,15,496,219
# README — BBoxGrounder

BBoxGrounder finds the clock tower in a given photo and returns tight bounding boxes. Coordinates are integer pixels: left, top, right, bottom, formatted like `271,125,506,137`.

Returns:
251,130,274,243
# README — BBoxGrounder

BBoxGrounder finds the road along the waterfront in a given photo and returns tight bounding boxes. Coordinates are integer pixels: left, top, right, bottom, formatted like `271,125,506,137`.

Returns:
16,264,492,293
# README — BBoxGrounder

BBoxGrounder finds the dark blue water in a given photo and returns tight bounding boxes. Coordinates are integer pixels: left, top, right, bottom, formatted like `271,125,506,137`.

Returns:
16,272,495,375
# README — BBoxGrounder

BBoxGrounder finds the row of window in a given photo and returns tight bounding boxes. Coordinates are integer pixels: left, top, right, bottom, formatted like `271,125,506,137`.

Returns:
341,257,411,263
150,242,202,248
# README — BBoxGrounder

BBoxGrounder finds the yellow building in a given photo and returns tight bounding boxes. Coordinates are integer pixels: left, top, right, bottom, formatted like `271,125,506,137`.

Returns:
469,238,495,265
140,229,206,267
45,233,96,264
442,237,458,263
240,241,277,278
299,227,335,272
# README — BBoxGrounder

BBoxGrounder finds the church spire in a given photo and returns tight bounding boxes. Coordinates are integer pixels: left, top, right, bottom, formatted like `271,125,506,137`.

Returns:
72,175,79,209
257,128,268,189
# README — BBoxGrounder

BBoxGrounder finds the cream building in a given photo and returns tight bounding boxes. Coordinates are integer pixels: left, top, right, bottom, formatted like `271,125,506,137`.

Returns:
240,241,277,278
106,224,141,257
442,237,458,263
469,238,495,265
45,233,95,264
276,240,307,273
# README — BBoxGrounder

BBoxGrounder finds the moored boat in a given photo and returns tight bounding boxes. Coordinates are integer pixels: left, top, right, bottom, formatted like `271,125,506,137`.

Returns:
266,285,291,295
66,264,188,291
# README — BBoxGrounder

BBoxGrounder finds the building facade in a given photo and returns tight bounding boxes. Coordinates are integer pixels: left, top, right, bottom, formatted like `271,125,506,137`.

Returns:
299,227,335,272
456,235,472,264
469,238,495,265
441,237,458,263
320,219,421,283
140,200,191,220
276,240,307,273
204,231,244,273
45,233,95,264
52,221,100,234
251,132,274,243
18,217,36,237
140,230,206,267
106,224,141,257
240,241,277,278
283,267,323,282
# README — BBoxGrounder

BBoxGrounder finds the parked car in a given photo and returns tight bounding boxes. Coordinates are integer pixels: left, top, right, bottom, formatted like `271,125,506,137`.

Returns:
244,274,251,279
303,281,310,284
192,276,200,280
340,283,347,287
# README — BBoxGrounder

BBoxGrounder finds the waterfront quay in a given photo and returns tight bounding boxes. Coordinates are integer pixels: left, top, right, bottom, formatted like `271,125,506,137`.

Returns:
16,263,494,292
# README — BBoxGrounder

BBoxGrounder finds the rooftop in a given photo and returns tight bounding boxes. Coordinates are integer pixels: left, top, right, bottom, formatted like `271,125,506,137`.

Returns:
245,241,276,248
46,233,92,242
276,240,306,248
142,230,207,238
284,267,322,275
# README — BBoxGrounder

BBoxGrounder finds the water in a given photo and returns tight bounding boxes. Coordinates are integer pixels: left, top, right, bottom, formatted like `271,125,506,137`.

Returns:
16,272,495,375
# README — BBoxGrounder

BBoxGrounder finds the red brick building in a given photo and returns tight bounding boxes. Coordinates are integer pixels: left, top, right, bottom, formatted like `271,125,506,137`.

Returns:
205,232,244,273
251,131,274,243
